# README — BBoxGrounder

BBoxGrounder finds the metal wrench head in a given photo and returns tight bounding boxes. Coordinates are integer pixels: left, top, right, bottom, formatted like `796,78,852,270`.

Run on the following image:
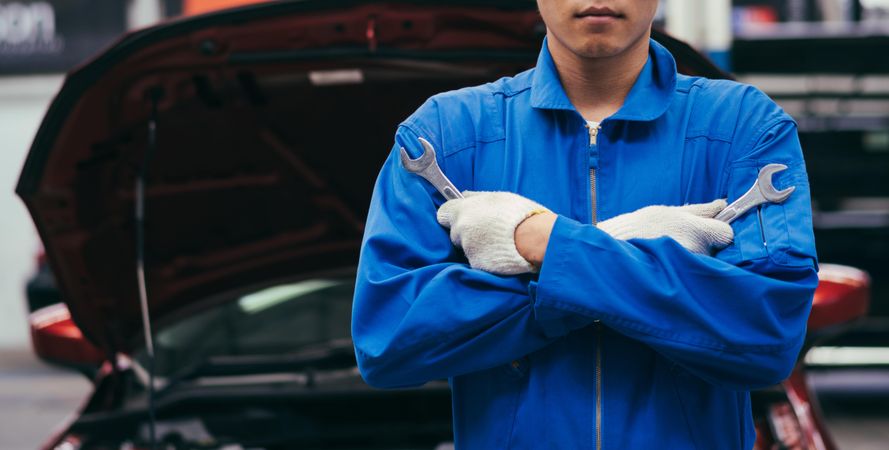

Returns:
398,137,464,200
399,137,437,173
757,163,795,203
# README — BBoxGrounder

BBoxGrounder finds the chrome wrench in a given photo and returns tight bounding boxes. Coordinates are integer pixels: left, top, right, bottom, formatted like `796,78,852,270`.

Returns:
714,163,795,223
400,137,464,200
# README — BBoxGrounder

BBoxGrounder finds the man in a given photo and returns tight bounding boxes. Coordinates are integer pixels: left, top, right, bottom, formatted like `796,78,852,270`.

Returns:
352,1,818,449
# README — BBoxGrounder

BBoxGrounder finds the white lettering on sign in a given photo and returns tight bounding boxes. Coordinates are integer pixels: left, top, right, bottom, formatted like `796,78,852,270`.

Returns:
0,1,64,54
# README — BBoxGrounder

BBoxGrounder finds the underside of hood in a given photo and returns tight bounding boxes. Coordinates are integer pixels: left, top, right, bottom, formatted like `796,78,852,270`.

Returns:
16,0,545,355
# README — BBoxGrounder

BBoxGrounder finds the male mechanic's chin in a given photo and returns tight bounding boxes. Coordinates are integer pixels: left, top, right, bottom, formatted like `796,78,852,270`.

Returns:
537,0,659,59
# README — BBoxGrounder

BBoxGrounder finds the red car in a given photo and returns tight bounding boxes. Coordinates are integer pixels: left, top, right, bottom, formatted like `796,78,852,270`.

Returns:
17,1,870,449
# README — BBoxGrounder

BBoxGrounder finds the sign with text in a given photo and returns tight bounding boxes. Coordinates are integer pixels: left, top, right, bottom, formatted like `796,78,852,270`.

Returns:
0,0,126,74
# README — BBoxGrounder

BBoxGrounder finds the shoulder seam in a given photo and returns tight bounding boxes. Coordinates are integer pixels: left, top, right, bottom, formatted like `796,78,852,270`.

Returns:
685,134,733,144
719,116,798,188
735,115,797,161
497,85,532,99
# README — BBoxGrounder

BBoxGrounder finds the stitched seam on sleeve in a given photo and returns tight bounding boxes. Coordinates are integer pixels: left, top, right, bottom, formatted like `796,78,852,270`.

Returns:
735,117,796,161
719,118,797,195
399,121,435,144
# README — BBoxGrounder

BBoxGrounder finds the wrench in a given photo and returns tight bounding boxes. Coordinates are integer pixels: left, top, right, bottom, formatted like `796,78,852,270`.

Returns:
400,137,464,200
714,163,795,223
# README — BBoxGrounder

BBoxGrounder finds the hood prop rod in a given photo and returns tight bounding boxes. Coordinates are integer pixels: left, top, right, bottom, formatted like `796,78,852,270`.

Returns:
136,86,163,450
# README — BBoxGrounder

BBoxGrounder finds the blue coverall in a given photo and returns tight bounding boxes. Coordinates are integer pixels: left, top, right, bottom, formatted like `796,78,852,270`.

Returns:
351,36,818,449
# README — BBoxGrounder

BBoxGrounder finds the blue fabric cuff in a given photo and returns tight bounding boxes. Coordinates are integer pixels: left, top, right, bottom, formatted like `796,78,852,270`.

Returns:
528,215,603,337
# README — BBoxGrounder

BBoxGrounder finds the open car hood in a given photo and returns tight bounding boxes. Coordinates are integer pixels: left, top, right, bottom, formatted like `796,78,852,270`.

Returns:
16,0,729,355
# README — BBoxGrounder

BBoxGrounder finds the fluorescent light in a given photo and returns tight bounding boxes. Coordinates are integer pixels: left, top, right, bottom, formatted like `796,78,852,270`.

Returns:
806,347,889,366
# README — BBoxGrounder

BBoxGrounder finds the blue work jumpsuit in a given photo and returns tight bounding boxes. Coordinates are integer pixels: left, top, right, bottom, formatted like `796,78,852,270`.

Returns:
351,36,818,449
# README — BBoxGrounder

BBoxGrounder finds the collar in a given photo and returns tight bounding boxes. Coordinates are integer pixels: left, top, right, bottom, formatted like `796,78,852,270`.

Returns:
529,35,678,122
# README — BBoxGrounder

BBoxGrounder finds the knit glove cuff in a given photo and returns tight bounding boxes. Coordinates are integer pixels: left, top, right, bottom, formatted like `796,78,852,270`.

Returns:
437,190,551,275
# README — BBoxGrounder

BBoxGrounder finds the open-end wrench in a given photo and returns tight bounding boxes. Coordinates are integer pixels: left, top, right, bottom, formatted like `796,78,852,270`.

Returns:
400,137,464,200
714,163,795,223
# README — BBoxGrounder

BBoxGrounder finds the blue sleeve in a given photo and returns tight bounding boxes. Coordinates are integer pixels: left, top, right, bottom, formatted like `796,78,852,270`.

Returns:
531,117,818,391
351,100,591,389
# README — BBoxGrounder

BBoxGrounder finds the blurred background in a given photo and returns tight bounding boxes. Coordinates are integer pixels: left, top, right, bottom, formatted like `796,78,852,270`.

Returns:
1,0,888,449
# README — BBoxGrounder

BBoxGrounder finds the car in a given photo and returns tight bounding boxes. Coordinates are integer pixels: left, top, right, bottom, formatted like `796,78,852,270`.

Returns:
16,1,871,449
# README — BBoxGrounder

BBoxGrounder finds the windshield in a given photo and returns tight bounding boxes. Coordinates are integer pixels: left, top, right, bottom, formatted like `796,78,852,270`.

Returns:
135,275,355,378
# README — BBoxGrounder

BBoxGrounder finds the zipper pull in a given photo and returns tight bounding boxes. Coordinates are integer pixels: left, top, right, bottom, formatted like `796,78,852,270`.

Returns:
585,122,601,146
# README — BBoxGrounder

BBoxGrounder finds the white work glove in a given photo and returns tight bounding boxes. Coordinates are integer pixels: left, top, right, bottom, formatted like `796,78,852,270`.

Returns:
436,190,550,275
597,199,734,255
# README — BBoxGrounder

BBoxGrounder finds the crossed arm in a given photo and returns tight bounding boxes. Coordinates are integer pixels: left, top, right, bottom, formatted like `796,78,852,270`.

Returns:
352,119,817,392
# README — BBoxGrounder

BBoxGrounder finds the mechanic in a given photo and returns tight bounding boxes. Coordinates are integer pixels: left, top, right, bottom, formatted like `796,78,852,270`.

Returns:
352,1,818,449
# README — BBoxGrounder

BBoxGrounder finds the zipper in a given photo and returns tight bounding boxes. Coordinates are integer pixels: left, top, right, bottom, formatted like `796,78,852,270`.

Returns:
585,121,603,450
586,122,600,225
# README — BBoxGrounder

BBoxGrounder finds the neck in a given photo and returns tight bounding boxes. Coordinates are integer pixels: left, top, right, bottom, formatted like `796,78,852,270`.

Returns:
547,33,651,123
